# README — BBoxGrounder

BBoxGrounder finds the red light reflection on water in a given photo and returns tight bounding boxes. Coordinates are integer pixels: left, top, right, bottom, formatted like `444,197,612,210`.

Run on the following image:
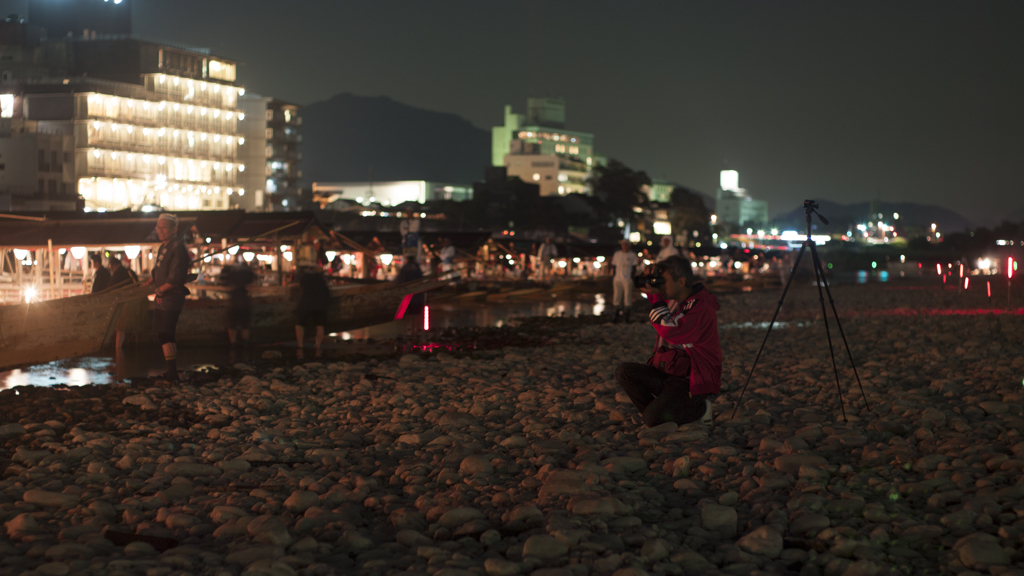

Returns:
849,308,1024,318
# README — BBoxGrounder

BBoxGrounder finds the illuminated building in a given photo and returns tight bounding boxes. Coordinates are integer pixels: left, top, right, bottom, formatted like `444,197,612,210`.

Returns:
503,154,589,197
492,99,595,197
311,181,472,207
492,98,596,176
0,13,246,212
237,95,302,211
715,170,768,229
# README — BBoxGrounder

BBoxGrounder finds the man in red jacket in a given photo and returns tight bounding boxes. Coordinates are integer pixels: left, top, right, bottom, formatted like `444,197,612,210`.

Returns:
615,255,722,428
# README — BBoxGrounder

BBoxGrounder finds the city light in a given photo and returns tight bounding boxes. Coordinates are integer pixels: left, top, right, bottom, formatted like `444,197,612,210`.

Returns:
242,252,255,262
23,286,37,303
70,247,87,260
124,246,141,260
380,254,394,266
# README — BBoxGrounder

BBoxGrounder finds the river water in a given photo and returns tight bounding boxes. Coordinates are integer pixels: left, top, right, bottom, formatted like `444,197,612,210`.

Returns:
1,268,906,390
0,295,611,389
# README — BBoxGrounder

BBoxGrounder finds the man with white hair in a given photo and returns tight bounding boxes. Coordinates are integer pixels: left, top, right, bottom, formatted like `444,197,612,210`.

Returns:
143,213,191,382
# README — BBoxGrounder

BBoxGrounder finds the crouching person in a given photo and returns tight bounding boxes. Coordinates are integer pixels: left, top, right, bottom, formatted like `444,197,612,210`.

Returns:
615,255,722,428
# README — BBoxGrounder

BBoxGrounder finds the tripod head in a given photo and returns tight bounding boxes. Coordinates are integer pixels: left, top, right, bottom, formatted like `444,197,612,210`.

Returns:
803,200,829,238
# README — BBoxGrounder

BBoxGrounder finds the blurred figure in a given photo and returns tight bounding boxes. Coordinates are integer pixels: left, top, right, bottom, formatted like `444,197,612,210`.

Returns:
90,253,111,293
611,240,639,322
655,237,680,263
223,258,256,347
109,254,143,350
536,238,558,281
295,264,329,358
439,237,456,274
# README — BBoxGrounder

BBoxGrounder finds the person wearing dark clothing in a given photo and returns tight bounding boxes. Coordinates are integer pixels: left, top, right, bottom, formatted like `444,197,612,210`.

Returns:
223,260,256,346
109,255,138,288
144,213,191,382
90,254,112,293
615,256,722,428
396,255,425,316
109,254,142,350
295,266,329,357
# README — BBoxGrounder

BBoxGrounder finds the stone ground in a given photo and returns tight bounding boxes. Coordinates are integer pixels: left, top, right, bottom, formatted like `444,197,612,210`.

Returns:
2,280,1024,576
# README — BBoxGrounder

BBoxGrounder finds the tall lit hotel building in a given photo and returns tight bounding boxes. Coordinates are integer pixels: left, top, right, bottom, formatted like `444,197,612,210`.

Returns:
492,98,596,196
0,0,247,212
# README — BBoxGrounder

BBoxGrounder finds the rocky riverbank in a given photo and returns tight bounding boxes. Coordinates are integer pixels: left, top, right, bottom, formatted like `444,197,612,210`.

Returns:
2,282,1024,576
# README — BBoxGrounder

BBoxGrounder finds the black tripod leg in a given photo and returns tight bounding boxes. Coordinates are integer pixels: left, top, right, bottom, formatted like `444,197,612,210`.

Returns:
814,253,873,414
809,243,847,422
731,243,808,419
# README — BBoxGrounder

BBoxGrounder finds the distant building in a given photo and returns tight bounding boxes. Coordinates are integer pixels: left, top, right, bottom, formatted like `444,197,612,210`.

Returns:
715,170,768,229
0,119,75,211
237,95,302,211
0,4,252,213
312,180,472,207
644,180,676,203
492,98,596,196
504,153,589,197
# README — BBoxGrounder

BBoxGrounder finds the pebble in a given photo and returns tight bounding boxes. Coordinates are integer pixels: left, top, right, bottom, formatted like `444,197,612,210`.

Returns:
522,534,568,560
701,503,737,538
736,525,783,559
0,285,1019,575
22,489,80,508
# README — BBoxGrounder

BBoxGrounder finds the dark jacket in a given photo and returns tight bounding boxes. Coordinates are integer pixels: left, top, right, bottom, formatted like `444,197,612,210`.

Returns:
110,265,137,289
153,238,191,311
91,267,112,294
297,270,330,312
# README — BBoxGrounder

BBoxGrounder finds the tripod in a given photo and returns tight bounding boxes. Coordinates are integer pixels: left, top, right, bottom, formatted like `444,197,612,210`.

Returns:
731,200,871,421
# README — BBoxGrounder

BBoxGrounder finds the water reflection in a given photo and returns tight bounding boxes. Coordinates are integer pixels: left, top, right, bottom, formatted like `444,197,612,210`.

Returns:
4,295,609,390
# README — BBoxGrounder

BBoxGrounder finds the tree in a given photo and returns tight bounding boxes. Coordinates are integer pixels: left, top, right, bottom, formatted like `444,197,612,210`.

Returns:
669,187,711,244
586,159,651,228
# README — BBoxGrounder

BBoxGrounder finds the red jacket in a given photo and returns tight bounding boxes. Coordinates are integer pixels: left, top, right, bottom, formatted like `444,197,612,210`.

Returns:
648,284,723,395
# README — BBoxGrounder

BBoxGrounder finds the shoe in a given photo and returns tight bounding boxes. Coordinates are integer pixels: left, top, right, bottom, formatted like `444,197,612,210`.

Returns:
700,399,714,429
156,371,179,384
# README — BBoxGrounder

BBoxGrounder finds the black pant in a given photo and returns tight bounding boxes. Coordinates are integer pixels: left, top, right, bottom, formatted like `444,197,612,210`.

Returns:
615,362,711,427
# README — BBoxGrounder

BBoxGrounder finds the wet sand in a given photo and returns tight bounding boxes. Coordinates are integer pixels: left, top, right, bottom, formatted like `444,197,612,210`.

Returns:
1,279,1023,576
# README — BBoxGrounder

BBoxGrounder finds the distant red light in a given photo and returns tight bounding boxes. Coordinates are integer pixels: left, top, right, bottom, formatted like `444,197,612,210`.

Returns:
1010,257,1015,280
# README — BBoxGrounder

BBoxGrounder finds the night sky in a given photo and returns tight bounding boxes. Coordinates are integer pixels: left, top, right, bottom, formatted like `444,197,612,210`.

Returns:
6,1,1023,224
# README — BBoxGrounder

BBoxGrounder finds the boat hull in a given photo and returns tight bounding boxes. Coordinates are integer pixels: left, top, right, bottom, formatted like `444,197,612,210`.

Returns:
146,278,450,344
0,285,150,371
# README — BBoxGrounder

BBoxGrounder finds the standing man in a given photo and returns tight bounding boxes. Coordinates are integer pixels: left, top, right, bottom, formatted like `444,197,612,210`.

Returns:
610,239,639,322
144,213,190,383
615,255,721,428
90,253,111,293
536,238,558,281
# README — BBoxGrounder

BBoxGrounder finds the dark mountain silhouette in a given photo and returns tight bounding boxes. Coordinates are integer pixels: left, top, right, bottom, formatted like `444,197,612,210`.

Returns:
773,200,974,234
300,93,490,186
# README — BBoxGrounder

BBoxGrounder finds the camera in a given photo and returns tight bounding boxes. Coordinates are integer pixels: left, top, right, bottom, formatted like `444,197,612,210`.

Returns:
633,271,666,289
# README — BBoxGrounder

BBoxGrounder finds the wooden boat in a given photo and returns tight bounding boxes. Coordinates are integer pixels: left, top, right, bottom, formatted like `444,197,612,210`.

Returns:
0,283,151,371
148,277,451,344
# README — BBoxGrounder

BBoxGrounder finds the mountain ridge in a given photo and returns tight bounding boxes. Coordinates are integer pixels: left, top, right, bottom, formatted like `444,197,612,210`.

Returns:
299,93,491,186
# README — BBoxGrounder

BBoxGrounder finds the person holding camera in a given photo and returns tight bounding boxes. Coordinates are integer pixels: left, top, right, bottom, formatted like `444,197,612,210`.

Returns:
615,255,721,428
